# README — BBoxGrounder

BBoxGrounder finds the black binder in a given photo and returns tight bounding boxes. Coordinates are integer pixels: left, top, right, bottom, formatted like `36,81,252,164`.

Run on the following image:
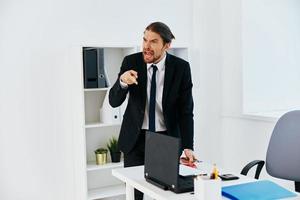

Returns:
83,48,107,88
97,48,106,88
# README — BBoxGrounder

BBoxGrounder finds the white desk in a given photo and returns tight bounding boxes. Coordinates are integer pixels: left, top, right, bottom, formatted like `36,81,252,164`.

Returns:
112,164,254,200
112,164,300,200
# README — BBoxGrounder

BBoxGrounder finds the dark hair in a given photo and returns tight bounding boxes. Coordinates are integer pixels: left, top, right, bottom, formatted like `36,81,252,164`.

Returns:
145,22,175,44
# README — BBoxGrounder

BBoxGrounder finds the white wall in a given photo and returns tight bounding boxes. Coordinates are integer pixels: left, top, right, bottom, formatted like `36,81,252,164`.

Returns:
243,0,300,114
191,0,223,165
0,0,195,199
192,0,295,190
219,0,295,190
220,0,274,170
1,0,296,198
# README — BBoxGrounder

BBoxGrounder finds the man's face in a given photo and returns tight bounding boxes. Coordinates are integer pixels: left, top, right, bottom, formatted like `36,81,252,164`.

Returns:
142,30,170,64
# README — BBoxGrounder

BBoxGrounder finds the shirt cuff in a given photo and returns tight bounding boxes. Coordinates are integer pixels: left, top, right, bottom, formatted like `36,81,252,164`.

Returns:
119,78,128,89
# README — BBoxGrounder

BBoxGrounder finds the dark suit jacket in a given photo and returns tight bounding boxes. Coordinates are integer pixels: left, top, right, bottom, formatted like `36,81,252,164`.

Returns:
109,52,194,154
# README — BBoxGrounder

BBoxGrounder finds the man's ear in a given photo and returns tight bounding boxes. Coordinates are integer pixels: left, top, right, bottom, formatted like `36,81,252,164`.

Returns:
164,42,171,50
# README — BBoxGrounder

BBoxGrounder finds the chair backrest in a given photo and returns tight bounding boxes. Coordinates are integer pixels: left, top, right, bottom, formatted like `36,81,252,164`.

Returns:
266,110,300,182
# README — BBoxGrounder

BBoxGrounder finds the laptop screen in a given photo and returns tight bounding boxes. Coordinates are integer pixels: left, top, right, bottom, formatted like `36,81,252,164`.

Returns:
144,132,181,188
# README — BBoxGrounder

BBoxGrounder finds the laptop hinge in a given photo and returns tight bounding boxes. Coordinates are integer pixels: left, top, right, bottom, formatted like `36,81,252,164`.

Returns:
145,176,169,190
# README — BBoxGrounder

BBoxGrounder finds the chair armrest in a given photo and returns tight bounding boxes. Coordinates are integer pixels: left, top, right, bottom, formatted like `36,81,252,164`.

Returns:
295,182,300,193
241,160,265,179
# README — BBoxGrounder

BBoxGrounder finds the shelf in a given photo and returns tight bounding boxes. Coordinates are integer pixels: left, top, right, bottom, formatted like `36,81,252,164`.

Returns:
82,46,137,200
87,161,123,171
88,184,125,200
85,122,121,129
84,88,109,92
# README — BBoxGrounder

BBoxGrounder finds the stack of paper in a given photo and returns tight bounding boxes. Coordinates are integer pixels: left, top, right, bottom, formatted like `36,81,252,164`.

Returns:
179,164,206,176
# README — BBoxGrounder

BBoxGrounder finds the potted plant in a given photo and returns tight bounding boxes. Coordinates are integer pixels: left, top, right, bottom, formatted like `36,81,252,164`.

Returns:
107,136,121,162
94,148,108,165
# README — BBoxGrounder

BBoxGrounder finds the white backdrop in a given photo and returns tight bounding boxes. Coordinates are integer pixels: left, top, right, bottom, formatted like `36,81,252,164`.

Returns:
0,0,196,199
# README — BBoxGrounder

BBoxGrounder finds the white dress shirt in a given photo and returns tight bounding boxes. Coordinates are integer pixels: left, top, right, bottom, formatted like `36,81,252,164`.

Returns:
119,54,167,132
141,54,167,131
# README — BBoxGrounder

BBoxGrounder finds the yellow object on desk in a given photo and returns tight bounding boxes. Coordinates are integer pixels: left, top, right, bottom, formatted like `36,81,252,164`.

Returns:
211,164,219,179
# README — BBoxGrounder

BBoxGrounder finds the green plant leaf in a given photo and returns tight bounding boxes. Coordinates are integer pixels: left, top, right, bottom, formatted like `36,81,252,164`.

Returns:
106,136,120,152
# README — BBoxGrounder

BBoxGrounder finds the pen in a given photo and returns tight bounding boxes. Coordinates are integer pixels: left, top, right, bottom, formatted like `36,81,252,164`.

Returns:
180,157,202,163
194,158,202,163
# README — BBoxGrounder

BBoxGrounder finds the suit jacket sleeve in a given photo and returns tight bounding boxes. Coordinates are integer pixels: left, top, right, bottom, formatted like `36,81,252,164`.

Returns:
109,56,130,108
178,62,194,150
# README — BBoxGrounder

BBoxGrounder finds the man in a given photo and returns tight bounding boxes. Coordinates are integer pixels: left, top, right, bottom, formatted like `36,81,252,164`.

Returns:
109,22,195,200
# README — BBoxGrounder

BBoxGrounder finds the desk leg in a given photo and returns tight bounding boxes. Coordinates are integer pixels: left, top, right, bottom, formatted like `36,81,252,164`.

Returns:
126,183,134,200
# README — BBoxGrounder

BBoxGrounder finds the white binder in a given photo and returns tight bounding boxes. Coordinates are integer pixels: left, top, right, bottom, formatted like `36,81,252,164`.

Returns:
100,92,121,124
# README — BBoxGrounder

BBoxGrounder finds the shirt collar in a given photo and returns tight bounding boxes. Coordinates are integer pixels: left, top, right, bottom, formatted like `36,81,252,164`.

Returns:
146,53,167,72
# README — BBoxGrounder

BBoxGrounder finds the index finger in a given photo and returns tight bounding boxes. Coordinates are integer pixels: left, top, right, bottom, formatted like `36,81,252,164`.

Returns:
128,76,138,85
129,70,138,78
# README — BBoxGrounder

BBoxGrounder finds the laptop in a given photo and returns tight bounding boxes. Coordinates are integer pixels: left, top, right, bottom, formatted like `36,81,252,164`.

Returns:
144,131,194,193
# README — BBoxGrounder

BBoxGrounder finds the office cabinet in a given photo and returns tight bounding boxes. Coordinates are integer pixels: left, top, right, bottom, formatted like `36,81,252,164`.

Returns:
83,47,135,200
79,46,189,200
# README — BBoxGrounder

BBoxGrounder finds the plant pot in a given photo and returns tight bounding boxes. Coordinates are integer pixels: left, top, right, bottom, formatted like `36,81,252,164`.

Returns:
95,152,107,165
110,151,121,162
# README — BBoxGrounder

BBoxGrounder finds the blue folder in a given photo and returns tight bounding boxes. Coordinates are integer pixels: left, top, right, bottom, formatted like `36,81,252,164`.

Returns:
222,180,297,200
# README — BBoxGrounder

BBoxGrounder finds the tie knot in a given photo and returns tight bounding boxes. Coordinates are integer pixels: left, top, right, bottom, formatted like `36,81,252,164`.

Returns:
151,64,157,72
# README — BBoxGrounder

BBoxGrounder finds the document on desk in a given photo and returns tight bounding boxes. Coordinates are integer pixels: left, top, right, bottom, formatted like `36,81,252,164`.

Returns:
179,164,206,176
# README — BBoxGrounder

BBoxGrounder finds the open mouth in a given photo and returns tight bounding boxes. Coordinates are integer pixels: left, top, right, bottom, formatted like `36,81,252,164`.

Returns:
143,50,154,60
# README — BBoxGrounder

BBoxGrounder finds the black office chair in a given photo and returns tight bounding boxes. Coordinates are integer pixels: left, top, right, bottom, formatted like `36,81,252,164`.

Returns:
240,110,300,192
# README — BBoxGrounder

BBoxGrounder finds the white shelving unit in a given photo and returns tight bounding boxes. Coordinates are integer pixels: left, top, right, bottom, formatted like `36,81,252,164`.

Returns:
84,88,110,92
88,185,125,200
85,122,120,129
167,47,189,61
82,46,136,200
87,161,124,171
80,45,189,200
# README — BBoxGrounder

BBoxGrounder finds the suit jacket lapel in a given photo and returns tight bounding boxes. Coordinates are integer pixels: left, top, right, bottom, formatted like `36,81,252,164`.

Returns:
139,56,147,111
162,53,174,109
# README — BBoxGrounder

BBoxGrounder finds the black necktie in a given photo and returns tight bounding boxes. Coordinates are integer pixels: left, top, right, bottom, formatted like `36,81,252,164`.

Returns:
149,65,157,132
